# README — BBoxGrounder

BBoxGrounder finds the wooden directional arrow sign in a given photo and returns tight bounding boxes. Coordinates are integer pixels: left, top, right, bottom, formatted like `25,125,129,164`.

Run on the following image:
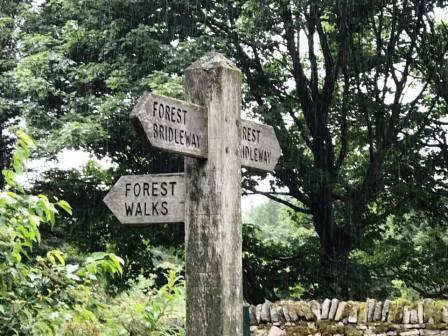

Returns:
103,173,185,225
131,92,282,171
241,119,282,172
131,92,207,158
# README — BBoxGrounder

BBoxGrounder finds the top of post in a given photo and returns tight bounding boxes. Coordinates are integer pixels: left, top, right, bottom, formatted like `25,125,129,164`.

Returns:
186,52,240,72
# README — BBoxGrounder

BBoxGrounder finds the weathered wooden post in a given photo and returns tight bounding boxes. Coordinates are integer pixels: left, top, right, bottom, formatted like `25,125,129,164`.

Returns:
184,53,243,335
105,51,282,335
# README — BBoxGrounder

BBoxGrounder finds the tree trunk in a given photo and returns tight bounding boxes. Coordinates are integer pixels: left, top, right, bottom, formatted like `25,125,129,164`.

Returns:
312,185,352,298
318,230,351,298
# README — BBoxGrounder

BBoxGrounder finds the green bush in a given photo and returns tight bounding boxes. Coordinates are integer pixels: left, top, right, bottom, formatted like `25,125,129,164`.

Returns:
0,131,185,335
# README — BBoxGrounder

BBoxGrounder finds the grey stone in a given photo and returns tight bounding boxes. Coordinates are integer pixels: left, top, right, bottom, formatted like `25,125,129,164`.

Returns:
403,324,422,329
271,307,280,323
348,305,358,323
373,301,383,321
277,306,286,323
261,300,272,323
255,329,268,336
249,305,258,325
256,304,262,324
359,304,368,323
296,302,315,320
399,331,420,336
309,300,321,320
387,332,398,336
382,300,392,322
288,305,299,322
329,298,340,320
420,330,441,336
267,326,286,336
424,299,434,323
367,299,376,322
417,303,424,324
442,307,448,323
321,299,331,319
335,301,347,321
403,306,410,324
410,309,418,324
282,306,291,322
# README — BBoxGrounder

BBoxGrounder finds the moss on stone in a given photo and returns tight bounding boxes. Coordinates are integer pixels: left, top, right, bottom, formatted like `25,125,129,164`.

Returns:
374,322,393,333
316,320,345,336
342,302,355,320
388,299,412,323
358,302,367,323
373,322,405,333
426,323,448,330
287,322,317,336
345,325,363,336
424,301,448,323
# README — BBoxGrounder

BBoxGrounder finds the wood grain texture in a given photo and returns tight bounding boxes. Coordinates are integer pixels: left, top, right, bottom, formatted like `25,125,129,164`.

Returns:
103,173,185,225
240,119,281,171
184,52,243,336
131,92,208,158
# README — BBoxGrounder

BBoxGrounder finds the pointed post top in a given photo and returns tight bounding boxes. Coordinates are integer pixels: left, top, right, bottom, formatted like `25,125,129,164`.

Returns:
186,52,240,72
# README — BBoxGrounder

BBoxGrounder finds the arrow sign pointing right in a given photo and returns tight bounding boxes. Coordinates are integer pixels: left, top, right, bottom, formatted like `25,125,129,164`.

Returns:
103,173,185,225
240,119,281,172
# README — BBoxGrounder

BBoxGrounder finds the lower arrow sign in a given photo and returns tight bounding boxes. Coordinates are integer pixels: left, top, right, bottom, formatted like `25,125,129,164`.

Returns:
103,173,185,225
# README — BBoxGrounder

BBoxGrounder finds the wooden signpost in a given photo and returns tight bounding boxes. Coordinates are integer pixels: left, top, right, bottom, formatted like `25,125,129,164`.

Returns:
131,93,280,172
241,119,281,172
104,53,282,335
130,93,208,158
103,173,184,225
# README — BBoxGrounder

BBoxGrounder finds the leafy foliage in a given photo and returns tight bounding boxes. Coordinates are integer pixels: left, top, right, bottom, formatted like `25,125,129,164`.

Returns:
192,0,448,295
8,0,208,284
0,132,185,335
0,0,31,188
2,0,447,302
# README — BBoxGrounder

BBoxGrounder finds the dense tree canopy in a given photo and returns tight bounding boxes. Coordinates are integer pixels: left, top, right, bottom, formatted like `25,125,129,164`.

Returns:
192,0,448,296
0,0,30,188
1,0,447,301
9,0,211,284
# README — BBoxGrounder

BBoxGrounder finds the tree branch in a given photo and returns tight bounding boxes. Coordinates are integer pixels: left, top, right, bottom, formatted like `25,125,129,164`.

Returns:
244,186,312,214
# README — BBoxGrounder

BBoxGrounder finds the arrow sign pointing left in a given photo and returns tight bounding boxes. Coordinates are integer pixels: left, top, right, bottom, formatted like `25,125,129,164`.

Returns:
131,92,208,159
103,173,185,225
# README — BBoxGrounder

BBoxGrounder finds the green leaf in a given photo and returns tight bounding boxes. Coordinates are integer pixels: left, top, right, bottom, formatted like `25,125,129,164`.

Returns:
47,250,65,266
57,200,72,215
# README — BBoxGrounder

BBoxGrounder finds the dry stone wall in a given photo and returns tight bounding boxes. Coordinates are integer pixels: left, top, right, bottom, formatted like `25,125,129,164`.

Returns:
249,299,448,336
